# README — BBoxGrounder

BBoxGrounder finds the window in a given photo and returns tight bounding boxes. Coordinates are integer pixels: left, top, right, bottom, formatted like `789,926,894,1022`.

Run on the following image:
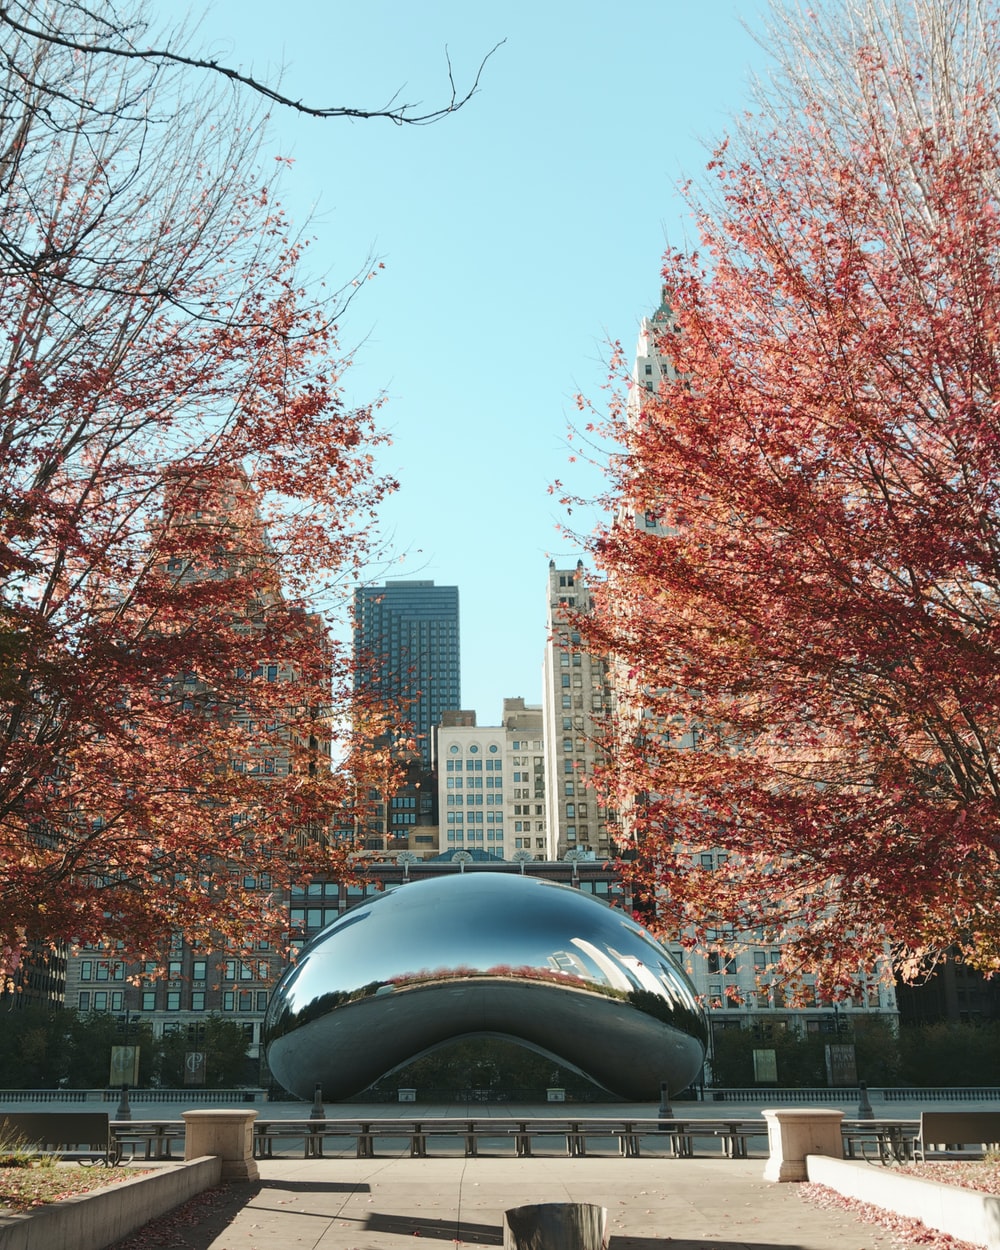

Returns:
166,991,181,1011
79,991,91,1011
142,991,156,1011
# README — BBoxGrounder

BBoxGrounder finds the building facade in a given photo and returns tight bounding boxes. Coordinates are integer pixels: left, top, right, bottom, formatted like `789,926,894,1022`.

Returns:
435,698,548,860
541,561,614,860
353,580,460,768
613,295,899,1055
64,467,334,1073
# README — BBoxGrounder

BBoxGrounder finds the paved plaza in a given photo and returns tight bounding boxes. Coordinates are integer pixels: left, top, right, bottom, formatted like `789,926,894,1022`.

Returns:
114,1152,897,1250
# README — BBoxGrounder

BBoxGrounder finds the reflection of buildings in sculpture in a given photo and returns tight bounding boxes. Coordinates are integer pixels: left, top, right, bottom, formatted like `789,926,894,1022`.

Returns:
611,295,899,1050
541,562,613,860
264,871,706,1102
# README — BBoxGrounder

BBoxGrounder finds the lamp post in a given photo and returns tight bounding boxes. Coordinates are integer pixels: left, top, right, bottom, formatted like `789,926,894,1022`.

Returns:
115,1011,139,1121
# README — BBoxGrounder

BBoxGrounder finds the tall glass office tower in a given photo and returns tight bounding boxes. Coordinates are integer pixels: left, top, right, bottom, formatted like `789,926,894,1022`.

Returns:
353,580,460,765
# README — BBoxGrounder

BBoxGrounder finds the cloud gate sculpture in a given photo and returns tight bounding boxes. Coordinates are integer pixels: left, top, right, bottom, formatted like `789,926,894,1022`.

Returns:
264,871,706,1101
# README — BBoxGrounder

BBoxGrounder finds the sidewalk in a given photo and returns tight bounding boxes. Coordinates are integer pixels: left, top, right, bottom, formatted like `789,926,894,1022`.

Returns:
122,1154,896,1250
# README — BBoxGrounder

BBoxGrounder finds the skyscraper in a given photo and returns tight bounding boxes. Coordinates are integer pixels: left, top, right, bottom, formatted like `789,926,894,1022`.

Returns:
541,561,613,860
353,580,460,767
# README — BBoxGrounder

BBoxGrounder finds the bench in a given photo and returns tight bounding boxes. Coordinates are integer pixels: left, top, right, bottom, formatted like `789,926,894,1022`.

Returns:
0,1112,119,1166
842,1119,916,1164
913,1111,1000,1162
710,1120,768,1159
253,1119,361,1159
112,1120,185,1161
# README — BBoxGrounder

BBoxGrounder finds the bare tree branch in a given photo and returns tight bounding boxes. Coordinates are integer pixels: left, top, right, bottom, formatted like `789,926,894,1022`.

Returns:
0,5,504,125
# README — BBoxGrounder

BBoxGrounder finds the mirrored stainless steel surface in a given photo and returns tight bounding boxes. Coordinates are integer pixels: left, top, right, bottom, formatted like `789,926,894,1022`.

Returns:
265,871,706,1101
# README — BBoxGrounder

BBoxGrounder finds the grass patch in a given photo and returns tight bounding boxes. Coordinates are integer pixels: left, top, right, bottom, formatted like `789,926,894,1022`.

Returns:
0,1162,145,1212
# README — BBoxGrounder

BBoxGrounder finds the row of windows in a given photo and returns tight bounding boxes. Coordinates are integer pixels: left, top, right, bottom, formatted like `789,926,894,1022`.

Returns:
707,986,883,1010
77,988,271,1013
446,777,504,789
445,830,504,842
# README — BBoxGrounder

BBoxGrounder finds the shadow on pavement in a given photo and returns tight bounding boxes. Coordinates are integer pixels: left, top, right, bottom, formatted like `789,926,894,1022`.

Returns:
108,1183,261,1250
366,1211,503,1244
258,1177,370,1193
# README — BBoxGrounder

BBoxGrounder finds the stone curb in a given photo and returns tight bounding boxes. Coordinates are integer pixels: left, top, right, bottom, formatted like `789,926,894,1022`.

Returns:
0,1155,222,1250
806,1153,1000,1250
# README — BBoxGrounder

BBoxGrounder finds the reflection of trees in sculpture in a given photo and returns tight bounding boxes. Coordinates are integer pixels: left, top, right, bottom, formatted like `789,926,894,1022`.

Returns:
269,964,706,1047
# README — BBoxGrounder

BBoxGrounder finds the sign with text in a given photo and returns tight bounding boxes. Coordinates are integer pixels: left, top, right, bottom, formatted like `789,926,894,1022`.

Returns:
825,1043,858,1086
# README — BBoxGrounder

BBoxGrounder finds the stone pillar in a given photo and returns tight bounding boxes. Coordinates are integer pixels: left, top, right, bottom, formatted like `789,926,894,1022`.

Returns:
183,1109,259,1182
762,1108,843,1183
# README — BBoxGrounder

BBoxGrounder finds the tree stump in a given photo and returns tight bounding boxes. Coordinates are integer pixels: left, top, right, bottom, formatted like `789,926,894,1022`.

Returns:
503,1203,607,1250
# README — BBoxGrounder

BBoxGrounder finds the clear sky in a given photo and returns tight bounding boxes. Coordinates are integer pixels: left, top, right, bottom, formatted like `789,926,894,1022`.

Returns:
191,0,772,723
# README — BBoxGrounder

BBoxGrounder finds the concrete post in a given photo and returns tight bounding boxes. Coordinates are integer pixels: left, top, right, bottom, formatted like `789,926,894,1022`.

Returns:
183,1109,259,1182
762,1108,843,1182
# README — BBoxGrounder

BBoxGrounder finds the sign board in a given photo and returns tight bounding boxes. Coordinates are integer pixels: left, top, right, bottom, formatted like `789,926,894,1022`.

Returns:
752,1048,778,1084
184,1051,207,1086
825,1043,858,1087
109,1045,139,1087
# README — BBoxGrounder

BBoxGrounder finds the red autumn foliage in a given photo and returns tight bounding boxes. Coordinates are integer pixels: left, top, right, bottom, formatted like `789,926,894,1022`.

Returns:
0,4,400,979
580,0,1000,985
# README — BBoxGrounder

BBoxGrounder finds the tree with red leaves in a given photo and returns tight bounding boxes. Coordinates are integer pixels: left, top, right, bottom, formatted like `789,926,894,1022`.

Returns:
583,0,1000,988
0,3,399,983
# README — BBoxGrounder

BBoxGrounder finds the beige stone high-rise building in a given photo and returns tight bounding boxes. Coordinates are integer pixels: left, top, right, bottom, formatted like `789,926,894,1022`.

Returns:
541,561,613,861
435,698,548,860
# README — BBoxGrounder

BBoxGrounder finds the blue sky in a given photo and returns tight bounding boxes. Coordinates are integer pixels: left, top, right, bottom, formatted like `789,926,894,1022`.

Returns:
193,1,772,723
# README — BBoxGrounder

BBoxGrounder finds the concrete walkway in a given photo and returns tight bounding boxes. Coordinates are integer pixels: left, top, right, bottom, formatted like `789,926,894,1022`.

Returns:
122,1154,896,1250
